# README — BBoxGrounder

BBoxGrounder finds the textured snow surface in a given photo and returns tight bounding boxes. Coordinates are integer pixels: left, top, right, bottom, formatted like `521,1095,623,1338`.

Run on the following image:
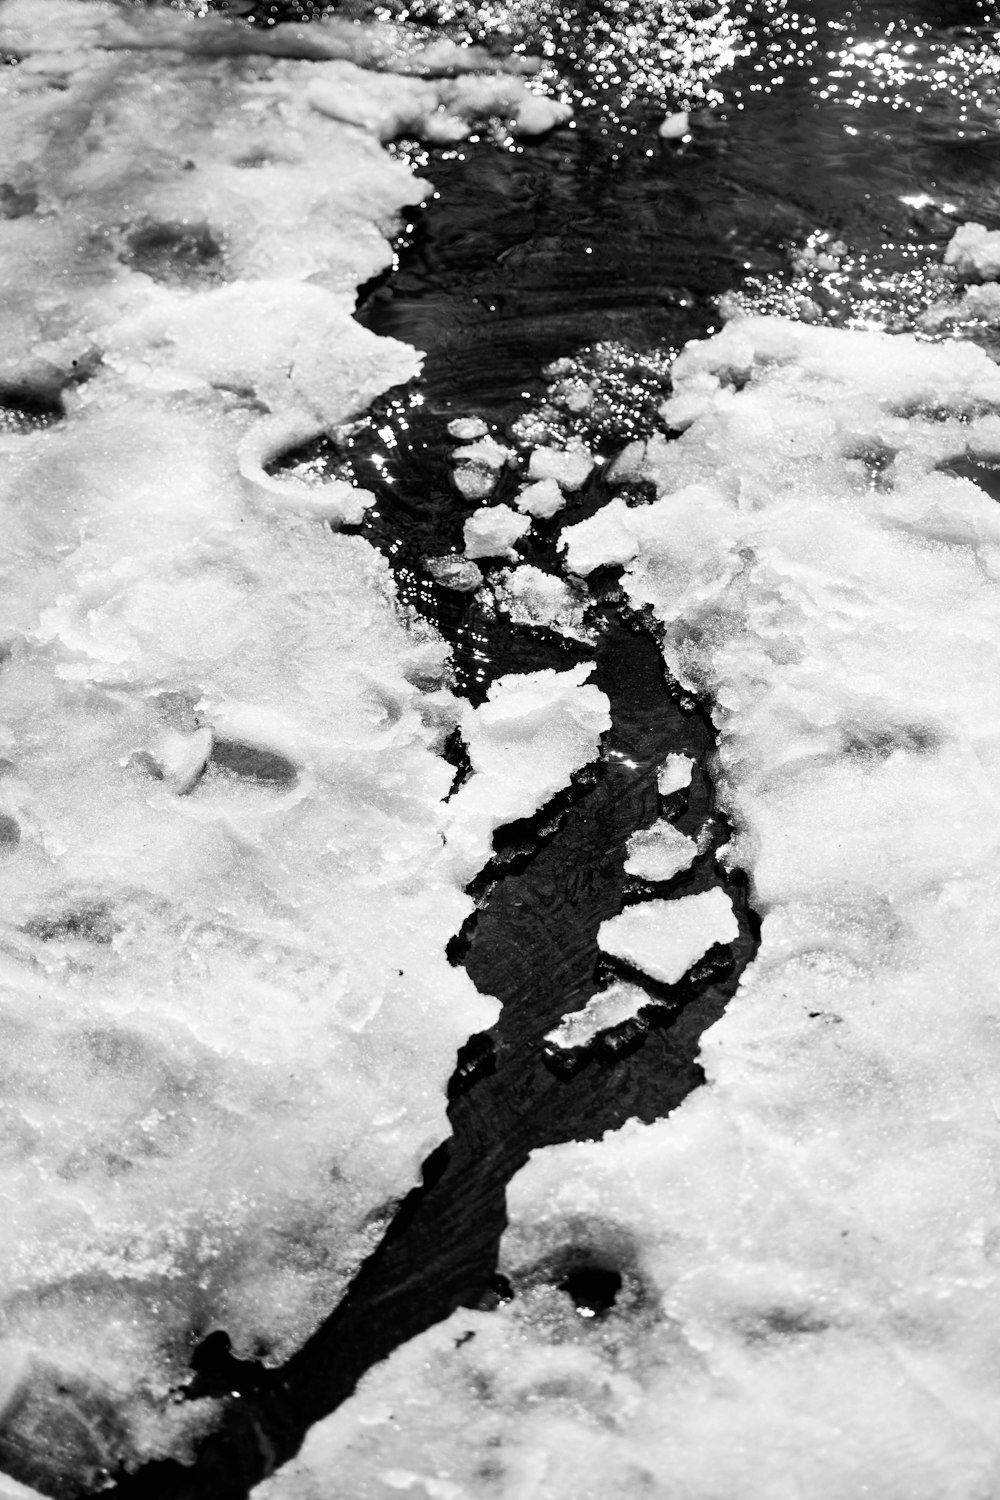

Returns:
259,316,1000,1498
0,0,581,1475
598,891,738,985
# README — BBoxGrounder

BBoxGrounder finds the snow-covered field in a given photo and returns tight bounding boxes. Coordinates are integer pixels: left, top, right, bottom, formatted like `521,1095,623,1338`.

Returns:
5,0,1000,1496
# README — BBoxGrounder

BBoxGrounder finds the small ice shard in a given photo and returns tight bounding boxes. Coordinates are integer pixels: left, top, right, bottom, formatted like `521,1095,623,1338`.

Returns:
514,478,566,519
659,110,690,140
944,221,1000,281
624,820,697,881
598,889,738,985
453,437,511,469
512,90,573,137
528,443,594,491
463,504,531,559
560,497,638,575
545,982,651,1049
657,753,694,796
490,566,590,639
447,416,488,441
454,465,498,500
156,726,214,795
425,555,484,592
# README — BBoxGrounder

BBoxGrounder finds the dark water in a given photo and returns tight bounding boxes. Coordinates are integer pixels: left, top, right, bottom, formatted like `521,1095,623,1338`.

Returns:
15,0,996,1495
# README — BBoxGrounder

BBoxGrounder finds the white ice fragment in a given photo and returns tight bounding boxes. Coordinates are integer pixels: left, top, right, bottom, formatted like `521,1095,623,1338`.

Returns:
659,110,690,139
447,417,488,441
512,89,573,137
528,444,595,491
598,889,738,985
657,752,694,795
424,555,484,592
463,504,531,559
545,982,651,1049
514,478,566,519
453,465,498,501
561,496,638,576
445,664,610,881
624,820,697,881
452,436,511,469
944,221,1000,281
489,566,590,639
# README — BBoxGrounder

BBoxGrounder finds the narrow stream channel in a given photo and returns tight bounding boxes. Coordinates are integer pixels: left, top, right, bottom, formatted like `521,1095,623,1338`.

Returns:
51,0,1000,1494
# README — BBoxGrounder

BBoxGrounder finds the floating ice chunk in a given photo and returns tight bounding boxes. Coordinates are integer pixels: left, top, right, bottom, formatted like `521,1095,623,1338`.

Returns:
445,664,610,881
453,436,511,469
624,820,698,881
514,477,566,518
598,890,738,985
545,982,651,1049
463,504,531,559
447,416,488,440
944,220,1000,281
528,443,595,491
659,109,690,139
490,566,590,639
657,752,694,795
424,555,484,592
454,465,498,500
561,496,639,575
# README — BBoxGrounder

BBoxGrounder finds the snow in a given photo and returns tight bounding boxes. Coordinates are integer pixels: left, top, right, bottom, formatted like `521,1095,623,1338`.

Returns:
623,819,698,881
262,313,1000,1497
463,504,531,559
444,666,611,882
545,982,651,1050
598,890,738,985
0,0,571,1472
656,752,694,795
514,477,567,519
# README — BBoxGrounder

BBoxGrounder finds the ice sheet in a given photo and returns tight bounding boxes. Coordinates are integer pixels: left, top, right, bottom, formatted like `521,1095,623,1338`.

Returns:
261,315,1000,1497
0,1,555,1478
